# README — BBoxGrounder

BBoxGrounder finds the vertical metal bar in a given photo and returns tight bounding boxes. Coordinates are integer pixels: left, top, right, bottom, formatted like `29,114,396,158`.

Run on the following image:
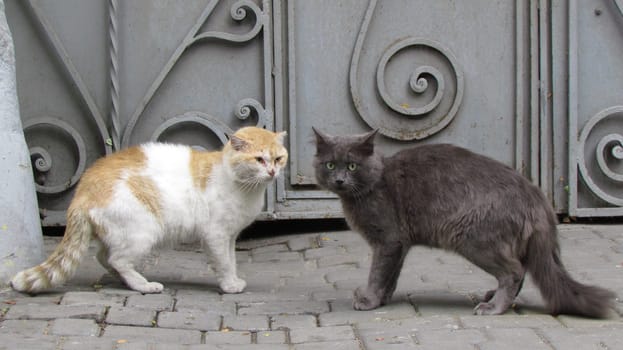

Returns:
539,0,552,199
568,0,579,215
108,0,120,151
550,0,570,212
530,0,540,185
262,0,275,215
273,0,288,204
515,0,528,172
287,0,299,186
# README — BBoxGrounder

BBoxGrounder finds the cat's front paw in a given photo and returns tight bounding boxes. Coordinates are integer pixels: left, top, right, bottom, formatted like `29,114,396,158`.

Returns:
132,281,164,294
353,287,382,310
219,277,246,294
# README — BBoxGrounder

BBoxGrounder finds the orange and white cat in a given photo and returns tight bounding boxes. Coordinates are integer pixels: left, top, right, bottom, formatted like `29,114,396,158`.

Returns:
11,127,288,294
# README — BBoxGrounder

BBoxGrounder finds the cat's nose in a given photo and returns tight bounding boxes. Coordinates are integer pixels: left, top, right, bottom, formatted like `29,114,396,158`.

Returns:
268,169,276,177
335,179,344,186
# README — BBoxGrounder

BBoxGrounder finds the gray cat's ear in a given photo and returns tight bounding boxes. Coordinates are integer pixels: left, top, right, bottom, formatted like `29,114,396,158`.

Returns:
312,127,332,154
230,135,249,151
356,129,378,156
312,127,329,143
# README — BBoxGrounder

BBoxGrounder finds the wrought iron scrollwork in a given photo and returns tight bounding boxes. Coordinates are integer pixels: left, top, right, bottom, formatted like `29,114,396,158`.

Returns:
577,106,623,206
350,0,464,141
23,117,87,195
122,0,269,147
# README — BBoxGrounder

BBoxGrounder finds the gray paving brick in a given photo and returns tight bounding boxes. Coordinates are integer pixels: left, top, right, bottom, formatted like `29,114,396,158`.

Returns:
238,300,329,316
176,301,236,315
312,289,354,302
556,314,623,328
59,337,117,350
318,232,364,247
290,325,356,344
222,315,269,331
106,306,157,327
126,294,173,311
255,330,287,344
61,291,125,307
316,254,362,268
408,290,476,316
287,235,317,251
413,329,486,349
459,314,562,329
292,340,362,350
271,315,318,329
158,309,221,331
250,243,289,254
221,290,308,303
320,301,417,326
212,345,291,350
204,330,252,345
0,319,48,335
252,251,302,263
304,246,344,260
102,325,201,344
541,326,623,349
479,328,551,350
0,334,59,350
358,328,417,349
3,304,106,321
49,318,100,336
175,288,222,308
356,315,461,332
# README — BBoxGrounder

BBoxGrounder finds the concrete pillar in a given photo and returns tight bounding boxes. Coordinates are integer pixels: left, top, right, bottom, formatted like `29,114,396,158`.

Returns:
0,0,44,286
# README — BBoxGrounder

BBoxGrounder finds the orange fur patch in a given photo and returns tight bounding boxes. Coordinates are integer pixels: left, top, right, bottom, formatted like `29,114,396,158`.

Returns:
126,174,162,220
75,146,147,210
189,150,222,191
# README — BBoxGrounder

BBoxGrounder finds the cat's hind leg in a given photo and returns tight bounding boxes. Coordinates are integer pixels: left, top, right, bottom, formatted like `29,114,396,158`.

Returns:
100,228,164,294
473,258,525,315
106,253,164,294
95,241,121,279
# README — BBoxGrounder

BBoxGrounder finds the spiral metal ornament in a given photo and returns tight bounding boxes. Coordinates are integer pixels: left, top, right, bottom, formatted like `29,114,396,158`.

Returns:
23,117,87,194
577,106,623,206
350,0,464,141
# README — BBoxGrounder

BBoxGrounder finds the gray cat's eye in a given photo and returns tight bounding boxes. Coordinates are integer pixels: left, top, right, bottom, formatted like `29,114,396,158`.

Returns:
326,162,335,170
347,163,357,171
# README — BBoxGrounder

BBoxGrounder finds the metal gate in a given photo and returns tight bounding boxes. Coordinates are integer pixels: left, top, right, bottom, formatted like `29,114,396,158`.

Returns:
5,0,623,225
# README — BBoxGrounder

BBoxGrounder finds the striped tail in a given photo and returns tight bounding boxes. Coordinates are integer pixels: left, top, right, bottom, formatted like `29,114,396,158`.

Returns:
10,206,93,293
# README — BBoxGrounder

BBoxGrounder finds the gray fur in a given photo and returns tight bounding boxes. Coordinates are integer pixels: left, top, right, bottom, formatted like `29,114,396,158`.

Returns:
312,127,615,318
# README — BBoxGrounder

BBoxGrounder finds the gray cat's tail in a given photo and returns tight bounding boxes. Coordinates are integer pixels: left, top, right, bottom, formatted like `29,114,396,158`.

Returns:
526,217,615,318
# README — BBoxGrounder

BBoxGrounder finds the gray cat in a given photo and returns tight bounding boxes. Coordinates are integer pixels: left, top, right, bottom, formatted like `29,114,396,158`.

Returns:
312,128,615,318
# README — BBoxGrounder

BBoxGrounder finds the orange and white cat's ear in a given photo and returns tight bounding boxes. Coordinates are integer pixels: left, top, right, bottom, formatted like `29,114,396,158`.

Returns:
230,135,249,151
275,131,287,144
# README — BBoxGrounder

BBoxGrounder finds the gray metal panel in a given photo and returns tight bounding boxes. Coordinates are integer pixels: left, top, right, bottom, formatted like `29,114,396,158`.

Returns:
566,0,623,216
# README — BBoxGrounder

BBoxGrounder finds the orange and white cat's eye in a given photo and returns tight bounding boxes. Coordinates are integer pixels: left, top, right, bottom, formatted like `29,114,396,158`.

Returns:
255,157,266,165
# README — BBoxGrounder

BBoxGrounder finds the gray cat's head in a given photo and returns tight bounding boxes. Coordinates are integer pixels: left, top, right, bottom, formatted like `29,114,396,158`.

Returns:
312,128,383,197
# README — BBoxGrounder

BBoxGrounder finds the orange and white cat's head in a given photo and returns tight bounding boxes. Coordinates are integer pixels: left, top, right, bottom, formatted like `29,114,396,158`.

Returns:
223,127,288,186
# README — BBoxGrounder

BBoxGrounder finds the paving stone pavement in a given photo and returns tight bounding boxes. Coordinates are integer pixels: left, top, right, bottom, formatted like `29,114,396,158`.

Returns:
1,224,622,349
